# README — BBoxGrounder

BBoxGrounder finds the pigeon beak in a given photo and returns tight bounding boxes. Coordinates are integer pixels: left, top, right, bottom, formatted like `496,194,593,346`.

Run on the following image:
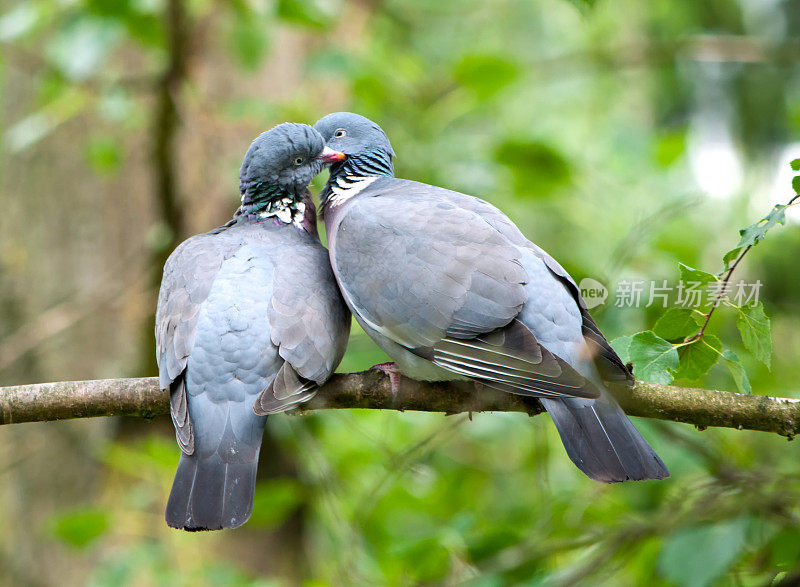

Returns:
318,146,346,164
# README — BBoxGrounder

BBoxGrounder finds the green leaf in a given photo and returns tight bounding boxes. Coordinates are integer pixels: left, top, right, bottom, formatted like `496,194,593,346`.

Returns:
793,175,800,194
791,158,800,171
721,349,752,394
102,437,177,477
453,54,519,100
276,0,337,29
228,14,270,70
46,17,124,80
563,0,598,13
736,205,788,249
0,3,43,42
85,136,121,176
307,49,354,78
86,0,164,45
493,139,571,197
121,14,162,48
722,204,791,271
678,263,717,286
658,518,749,587
653,130,686,167
49,508,110,549
352,75,389,110
4,88,87,153
721,247,743,271
768,528,800,567
736,302,772,369
87,0,134,17
609,335,633,364
628,331,679,385
676,334,721,380
653,308,700,340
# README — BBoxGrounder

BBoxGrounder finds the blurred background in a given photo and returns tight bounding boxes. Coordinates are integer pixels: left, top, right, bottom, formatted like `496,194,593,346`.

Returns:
1,0,800,584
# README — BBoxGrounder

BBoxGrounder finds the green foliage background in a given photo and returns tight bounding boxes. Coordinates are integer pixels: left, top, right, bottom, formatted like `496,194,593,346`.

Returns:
1,0,800,584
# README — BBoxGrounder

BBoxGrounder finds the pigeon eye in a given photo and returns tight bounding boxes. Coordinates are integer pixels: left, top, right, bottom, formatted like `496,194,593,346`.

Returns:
334,129,347,138
294,156,304,165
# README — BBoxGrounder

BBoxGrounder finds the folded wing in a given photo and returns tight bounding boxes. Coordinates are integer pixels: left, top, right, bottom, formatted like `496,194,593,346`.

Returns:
333,181,599,399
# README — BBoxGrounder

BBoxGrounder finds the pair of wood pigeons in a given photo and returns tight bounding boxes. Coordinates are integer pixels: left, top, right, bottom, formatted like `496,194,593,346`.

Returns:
156,113,669,531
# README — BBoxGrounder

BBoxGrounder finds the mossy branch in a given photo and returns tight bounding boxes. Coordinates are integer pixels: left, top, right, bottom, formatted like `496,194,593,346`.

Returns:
1,373,799,438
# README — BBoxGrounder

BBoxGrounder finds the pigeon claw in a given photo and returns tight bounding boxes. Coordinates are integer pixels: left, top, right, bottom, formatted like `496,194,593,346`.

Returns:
370,362,402,397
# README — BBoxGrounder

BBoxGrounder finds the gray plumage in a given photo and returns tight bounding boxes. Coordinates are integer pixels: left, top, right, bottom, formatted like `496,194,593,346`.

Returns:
315,112,668,483
156,123,350,530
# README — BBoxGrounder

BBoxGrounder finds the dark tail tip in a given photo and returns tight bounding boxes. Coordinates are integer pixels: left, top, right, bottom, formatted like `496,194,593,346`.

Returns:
166,453,259,531
541,395,669,483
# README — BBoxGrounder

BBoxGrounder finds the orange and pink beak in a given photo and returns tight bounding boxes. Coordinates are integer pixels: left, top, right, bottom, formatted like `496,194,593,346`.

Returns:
318,146,346,163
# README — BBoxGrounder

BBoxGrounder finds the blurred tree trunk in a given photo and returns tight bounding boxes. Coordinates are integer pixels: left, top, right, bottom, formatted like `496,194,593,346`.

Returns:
137,0,189,379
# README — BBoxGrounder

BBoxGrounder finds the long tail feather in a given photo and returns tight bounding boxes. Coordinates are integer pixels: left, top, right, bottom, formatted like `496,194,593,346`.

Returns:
540,394,669,482
166,452,259,531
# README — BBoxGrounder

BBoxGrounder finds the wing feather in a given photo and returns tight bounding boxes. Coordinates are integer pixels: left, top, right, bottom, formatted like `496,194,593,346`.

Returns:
156,233,238,455
334,187,527,349
254,362,318,416
268,232,350,386
430,320,600,399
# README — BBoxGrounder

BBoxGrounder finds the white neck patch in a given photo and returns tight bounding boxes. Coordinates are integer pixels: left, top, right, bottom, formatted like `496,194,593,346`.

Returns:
258,199,306,227
327,175,378,207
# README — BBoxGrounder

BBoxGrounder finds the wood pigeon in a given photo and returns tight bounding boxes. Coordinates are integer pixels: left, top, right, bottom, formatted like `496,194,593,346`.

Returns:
314,112,668,483
155,123,351,530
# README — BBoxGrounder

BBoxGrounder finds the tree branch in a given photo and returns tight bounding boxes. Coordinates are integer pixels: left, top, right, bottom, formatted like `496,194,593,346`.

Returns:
1,373,798,438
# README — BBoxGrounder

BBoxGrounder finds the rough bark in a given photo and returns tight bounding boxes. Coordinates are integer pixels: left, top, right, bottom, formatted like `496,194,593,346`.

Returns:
2,373,799,439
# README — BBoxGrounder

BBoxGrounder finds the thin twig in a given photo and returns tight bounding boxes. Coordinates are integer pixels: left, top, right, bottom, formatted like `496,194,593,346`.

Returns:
680,192,800,356
687,243,751,346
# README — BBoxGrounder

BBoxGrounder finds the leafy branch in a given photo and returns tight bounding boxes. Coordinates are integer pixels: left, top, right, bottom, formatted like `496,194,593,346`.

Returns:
615,160,800,391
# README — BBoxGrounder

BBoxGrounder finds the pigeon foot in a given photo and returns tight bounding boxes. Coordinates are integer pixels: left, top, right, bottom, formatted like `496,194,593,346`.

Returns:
370,362,402,396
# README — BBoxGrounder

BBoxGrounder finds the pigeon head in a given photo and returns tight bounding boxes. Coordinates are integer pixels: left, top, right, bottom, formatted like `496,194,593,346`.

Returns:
314,112,395,159
314,113,396,187
239,123,344,209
